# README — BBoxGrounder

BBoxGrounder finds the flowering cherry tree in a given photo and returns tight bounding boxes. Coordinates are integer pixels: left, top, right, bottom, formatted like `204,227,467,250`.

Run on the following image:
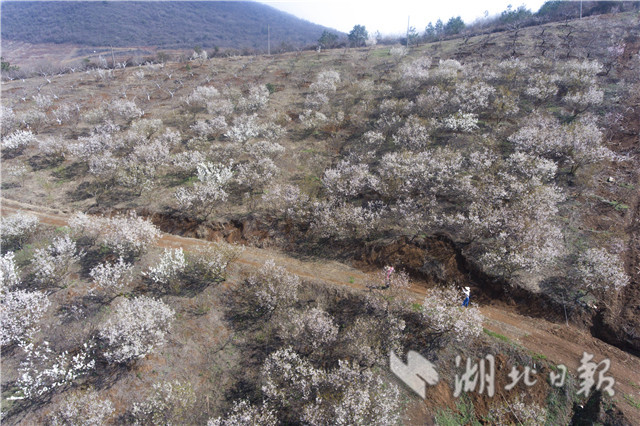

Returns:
98,296,175,364
32,235,84,287
232,260,301,320
69,211,160,257
310,200,384,240
13,341,95,400
1,287,51,346
1,251,20,289
322,160,378,198
392,115,432,150
508,112,615,173
49,389,114,426
131,381,196,425
144,248,187,285
1,129,37,155
208,400,277,426
276,307,339,352
421,286,483,342
186,242,243,283
575,248,630,293
89,257,134,298
174,162,233,219
261,347,402,425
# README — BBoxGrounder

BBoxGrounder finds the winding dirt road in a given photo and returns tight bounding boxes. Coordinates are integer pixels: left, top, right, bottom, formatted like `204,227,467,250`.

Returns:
3,197,640,422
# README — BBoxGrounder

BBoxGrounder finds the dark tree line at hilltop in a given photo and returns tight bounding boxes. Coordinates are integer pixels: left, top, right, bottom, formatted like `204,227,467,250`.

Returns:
0,1,340,51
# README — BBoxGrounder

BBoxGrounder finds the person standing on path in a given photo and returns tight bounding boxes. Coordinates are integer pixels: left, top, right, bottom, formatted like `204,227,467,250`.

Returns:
462,286,471,307
384,266,394,288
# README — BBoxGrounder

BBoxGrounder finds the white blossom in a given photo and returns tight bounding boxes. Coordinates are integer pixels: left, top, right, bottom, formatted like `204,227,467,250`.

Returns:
175,162,233,218
563,86,604,110
131,381,196,425
322,160,378,198
89,257,134,296
389,45,408,61
1,212,39,248
309,69,340,93
361,130,385,147
224,114,262,143
244,260,300,315
489,394,546,426
455,81,496,112
208,400,277,426
50,389,114,426
68,212,160,257
442,111,479,132
433,59,462,81
277,307,339,351
299,110,328,130
560,59,603,89
524,72,559,100
108,99,143,121
244,140,285,159
127,118,163,142
145,248,187,285
261,184,310,222
20,109,47,132
1,105,17,136
88,151,119,179
38,136,68,158
0,251,20,289
3,162,29,183
236,157,280,193
508,111,615,172
14,341,95,400
69,130,117,161
392,115,431,149
186,242,243,282
33,93,53,110
401,56,432,84
99,296,174,363
261,348,401,425
191,117,227,138
421,286,483,342
171,150,206,175
238,85,270,112
184,85,220,110
305,91,330,109
32,235,84,286
52,102,79,125
1,129,37,153
1,287,50,346
416,87,449,116
311,200,384,240
576,248,630,292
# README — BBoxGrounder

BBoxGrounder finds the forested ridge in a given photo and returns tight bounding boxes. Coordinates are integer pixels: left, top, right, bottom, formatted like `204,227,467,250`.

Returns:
1,1,338,51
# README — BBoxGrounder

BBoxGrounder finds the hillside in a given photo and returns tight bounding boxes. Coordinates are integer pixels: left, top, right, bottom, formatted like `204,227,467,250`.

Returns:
0,1,337,51
1,8,639,426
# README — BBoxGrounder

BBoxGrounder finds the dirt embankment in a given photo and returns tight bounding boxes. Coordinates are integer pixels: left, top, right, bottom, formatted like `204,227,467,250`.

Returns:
93,202,640,359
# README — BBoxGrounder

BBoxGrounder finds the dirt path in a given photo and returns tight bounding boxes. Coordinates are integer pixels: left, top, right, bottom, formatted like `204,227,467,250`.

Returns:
3,197,640,421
